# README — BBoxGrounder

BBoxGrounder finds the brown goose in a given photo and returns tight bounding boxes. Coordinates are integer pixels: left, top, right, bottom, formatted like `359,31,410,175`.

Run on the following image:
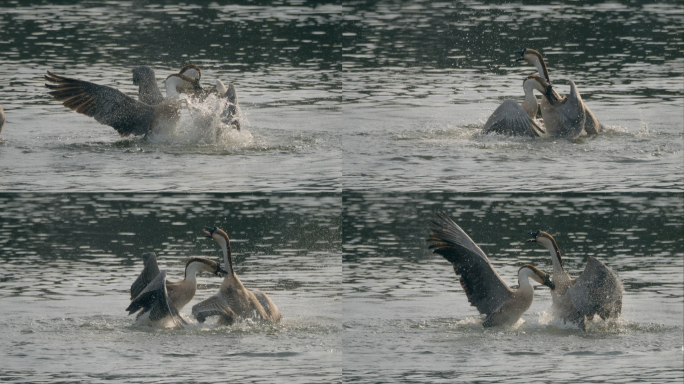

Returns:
192,226,281,325
527,231,623,330
427,212,553,327
127,252,227,328
516,48,604,136
45,71,195,137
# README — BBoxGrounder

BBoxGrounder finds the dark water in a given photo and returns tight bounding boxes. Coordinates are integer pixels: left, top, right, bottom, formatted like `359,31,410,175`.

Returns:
343,193,683,383
0,193,341,383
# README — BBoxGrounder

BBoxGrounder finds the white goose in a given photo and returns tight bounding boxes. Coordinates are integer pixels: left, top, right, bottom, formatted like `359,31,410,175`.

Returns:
127,252,227,328
516,48,604,137
527,230,623,330
428,212,554,327
192,227,282,325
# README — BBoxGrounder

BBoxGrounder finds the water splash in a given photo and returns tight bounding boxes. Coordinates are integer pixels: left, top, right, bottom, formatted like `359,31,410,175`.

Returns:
146,95,253,147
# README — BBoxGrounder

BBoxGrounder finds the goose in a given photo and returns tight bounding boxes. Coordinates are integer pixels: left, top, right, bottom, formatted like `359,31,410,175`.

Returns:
192,226,282,325
177,64,241,130
482,75,547,137
516,48,604,136
427,212,554,327
126,252,227,328
45,71,195,137
527,230,623,330
0,103,4,135
132,65,164,105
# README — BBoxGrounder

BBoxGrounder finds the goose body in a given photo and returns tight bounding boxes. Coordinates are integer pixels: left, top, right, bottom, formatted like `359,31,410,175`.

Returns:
427,213,553,327
192,227,281,325
45,71,194,137
127,252,226,328
517,48,604,137
527,231,622,330
483,76,547,137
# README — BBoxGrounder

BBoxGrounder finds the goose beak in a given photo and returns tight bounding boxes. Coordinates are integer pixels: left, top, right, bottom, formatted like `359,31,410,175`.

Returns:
526,230,540,243
545,85,559,103
203,226,216,238
543,274,555,290
215,263,229,276
515,48,527,61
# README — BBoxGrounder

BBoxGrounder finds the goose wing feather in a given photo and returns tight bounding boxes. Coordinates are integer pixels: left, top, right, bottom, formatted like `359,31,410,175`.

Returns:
192,294,237,324
427,212,513,315
552,81,587,137
130,252,161,300
566,257,622,319
126,271,187,328
482,100,545,137
45,71,154,137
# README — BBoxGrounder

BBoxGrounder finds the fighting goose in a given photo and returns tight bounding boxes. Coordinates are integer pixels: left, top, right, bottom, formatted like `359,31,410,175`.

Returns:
482,75,547,137
127,252,227,328
132,65,164,105
516,48,604,137
177,64,241,130
192,226,282,325
427,212,554,327
45,71,195,137
527,231,622,330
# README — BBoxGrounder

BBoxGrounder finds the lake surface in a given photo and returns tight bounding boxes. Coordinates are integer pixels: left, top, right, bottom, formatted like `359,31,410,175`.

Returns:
0,1,682,383
343,193,683,383
0,193,341,383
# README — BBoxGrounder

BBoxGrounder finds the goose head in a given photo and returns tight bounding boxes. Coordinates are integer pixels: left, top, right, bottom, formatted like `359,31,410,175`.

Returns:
203,226,234,273
185,257,229,278
164,73,196,98
516,48,551,83
527,230,564,270
179,64,201,82
518,264,554,290
132,65,155,86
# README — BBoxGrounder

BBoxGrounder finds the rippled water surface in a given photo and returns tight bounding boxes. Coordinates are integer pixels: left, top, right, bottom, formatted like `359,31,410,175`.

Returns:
343,193,683,383
0,194,341,383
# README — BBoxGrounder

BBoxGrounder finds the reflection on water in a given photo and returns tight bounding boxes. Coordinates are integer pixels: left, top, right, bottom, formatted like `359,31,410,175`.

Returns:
343,192,683,382
0,193,341,383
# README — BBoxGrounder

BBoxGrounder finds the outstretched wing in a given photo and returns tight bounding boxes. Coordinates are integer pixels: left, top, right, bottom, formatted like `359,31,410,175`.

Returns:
130,252,161,300
427,212,513,315
126,271,187,328
483,99,545,137
45,71,154,137
567,257,622,319
191,294,237,324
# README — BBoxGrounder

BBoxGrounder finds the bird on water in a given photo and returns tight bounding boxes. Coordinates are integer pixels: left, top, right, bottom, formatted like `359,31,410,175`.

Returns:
427,212,554,327
127,252,227,328
192,226,282,325
527,230,622,330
